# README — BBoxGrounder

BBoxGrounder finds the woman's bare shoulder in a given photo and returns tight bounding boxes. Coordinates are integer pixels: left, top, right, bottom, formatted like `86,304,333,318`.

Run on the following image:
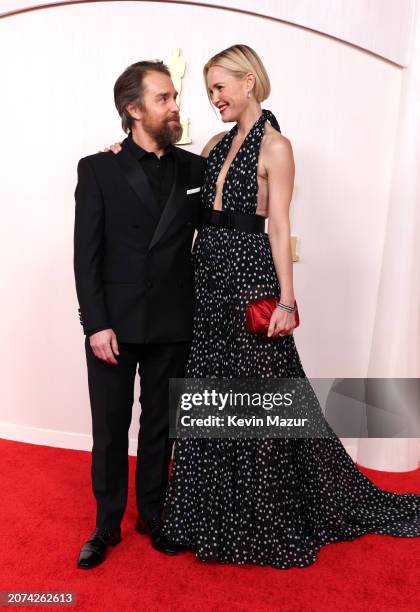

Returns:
201,131,228,158
261,123,293,166
263,122,292,150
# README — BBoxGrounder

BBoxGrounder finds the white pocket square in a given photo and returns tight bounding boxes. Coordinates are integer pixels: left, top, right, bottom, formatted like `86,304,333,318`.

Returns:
186,187,201,194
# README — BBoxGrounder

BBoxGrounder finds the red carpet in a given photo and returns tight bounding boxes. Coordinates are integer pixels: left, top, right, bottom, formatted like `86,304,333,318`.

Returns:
0,438,419,612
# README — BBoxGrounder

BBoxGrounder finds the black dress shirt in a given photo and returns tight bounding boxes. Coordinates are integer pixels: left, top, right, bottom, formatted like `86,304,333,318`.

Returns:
126,133,175,213
86,134,175,338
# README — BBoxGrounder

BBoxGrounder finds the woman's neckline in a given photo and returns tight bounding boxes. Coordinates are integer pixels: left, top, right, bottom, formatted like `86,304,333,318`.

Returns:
230,108,268,140
210,110,269,211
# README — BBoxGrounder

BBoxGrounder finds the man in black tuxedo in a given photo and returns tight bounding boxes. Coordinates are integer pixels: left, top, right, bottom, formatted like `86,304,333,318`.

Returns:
74,60,206,569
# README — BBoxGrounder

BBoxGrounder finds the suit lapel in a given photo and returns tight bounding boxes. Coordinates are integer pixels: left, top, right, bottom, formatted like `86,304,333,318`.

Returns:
148,148,189,250
115,138,160,222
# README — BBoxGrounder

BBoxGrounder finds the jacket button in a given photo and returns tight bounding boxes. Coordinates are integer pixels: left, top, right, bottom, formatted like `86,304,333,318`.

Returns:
132,223,139,228
147,281,153,288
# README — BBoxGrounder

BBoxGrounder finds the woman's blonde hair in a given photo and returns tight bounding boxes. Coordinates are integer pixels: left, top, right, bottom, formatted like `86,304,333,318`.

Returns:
203,44,270,103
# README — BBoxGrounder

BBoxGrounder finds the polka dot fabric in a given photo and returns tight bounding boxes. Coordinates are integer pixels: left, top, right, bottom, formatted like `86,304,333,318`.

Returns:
162,109,420,569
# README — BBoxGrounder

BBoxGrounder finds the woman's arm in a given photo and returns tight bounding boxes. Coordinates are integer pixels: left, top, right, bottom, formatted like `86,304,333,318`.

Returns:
264,134,296,336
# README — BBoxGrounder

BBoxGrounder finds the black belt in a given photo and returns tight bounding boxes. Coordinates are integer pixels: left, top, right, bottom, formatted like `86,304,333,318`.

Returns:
201,209,266,233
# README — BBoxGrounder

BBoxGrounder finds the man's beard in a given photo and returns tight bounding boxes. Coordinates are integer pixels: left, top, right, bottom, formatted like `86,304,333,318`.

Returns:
141,111,182,149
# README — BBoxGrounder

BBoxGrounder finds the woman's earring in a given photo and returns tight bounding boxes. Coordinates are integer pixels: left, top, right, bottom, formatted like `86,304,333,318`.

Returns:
247,91,251,98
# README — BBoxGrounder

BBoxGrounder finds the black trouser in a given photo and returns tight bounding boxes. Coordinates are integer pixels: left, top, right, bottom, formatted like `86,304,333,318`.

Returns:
84,337,191,529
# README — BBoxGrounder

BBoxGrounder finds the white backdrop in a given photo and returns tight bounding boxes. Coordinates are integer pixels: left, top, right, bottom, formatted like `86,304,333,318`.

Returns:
0,1,418,469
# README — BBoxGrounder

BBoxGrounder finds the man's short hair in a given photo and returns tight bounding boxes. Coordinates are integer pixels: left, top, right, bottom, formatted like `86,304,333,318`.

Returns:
114,60,171,133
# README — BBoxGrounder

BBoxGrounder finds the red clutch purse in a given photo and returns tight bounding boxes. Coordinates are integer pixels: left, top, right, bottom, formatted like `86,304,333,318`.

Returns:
245,297,299,335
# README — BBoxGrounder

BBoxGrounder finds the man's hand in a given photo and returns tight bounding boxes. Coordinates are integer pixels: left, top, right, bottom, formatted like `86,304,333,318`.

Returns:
89,329,119,364
103,143,122,154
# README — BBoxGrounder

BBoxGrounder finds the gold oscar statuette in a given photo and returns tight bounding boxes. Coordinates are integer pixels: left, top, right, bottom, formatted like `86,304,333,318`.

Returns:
166,48,191,144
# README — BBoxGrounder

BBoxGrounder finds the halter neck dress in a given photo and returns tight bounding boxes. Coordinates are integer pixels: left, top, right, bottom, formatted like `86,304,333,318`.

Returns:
162,110,420,569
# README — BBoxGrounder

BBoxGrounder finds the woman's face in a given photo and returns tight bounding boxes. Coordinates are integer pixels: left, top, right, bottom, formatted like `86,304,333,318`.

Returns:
206,66,249,122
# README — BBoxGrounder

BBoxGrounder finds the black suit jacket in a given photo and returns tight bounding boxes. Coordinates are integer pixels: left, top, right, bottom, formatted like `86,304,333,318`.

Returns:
73,137,206,343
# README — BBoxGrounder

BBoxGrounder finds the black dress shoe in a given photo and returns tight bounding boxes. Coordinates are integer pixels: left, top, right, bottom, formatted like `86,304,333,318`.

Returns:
135,514,186,555
77,526,121,569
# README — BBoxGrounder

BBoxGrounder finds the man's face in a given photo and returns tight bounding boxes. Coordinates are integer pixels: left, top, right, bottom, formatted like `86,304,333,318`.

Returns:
139,72,182,148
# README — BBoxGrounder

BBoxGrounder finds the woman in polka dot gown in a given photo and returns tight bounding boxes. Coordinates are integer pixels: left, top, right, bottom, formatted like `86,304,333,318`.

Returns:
162,45,420,569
